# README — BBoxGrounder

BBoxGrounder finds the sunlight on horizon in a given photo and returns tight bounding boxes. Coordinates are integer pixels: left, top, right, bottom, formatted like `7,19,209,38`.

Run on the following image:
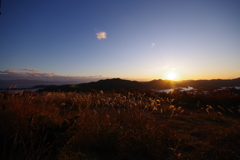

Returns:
167,72,177,80
163,68,180,81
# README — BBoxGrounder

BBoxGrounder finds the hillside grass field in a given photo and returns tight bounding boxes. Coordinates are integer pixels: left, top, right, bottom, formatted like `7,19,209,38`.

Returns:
0,88,240,160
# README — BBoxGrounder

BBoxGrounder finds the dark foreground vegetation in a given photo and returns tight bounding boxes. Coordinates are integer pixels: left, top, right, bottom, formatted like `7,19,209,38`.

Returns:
0,88,240,160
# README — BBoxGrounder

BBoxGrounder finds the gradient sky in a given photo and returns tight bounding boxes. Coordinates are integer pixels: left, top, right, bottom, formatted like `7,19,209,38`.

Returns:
0,0,240,82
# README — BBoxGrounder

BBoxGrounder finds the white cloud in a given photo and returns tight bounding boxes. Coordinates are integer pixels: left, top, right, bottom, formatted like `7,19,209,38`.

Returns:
96,31,107,40
151,43,155,48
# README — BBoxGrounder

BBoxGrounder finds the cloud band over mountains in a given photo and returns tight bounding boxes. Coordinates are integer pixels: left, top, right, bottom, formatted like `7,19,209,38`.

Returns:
0,68,105,83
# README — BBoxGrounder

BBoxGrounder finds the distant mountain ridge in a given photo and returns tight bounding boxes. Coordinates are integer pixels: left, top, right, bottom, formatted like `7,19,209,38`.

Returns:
178,78,240,90
37,77,240,92
0,79,77,90
2,78,240,92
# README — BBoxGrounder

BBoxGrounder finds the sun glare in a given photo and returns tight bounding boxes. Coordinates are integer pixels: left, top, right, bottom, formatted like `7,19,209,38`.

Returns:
167,72,176,80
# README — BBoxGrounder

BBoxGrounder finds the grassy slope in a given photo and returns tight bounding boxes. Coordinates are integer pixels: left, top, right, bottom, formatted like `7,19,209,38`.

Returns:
0,89,240,160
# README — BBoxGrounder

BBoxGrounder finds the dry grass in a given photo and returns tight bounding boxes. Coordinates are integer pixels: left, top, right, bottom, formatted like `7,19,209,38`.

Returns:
0,89,240,160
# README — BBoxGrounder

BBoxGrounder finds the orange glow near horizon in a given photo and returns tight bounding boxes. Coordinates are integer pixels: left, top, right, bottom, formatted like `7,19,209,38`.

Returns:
129,73,240,82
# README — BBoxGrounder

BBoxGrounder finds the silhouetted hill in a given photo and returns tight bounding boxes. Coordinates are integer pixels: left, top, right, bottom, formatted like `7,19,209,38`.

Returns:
143,79,177,89
74,78,141,91
37,78,177,92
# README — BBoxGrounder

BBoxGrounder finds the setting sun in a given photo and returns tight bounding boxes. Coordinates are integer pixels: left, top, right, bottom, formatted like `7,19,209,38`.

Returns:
167,72,177,80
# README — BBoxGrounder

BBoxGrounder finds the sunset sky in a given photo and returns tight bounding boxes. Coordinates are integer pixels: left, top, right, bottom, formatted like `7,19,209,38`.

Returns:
0,0,240,83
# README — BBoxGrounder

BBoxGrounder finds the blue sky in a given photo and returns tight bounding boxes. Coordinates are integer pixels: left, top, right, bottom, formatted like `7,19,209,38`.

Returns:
0,0,240,82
